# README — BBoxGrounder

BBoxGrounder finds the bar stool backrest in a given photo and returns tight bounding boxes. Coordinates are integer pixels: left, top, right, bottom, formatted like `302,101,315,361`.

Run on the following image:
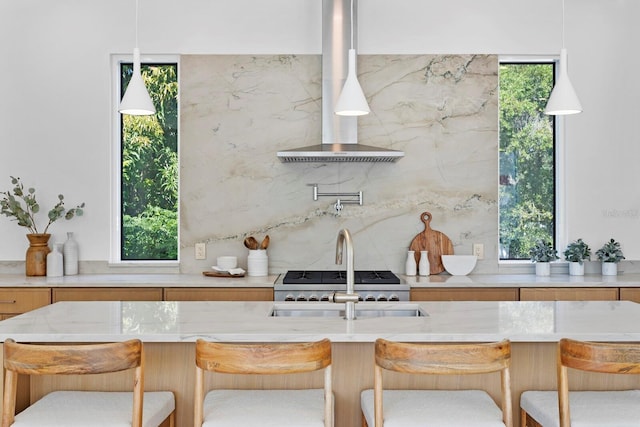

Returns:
558,338,640,427
2,338,145,427
374,338,513,427
194,338,333,427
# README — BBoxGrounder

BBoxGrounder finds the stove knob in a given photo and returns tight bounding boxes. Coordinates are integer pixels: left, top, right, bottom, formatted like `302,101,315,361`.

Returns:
358,295,364,301
284,294,295,302
320,294,330,302
296,294,307,301
376,294,388,302
389,294,400,302
365,294,376,302
308,294,319,302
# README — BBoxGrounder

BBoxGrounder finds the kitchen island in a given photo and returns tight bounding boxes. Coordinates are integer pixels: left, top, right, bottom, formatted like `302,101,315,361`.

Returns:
1,300,640,427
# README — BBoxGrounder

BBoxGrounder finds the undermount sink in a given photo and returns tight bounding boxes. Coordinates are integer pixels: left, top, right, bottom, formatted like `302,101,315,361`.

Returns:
269,303,427,318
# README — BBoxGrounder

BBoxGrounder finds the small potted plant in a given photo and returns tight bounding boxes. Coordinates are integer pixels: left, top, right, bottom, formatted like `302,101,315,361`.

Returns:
596,238,624,276
0,176,85,276
563,238,591,276
529,240,559,276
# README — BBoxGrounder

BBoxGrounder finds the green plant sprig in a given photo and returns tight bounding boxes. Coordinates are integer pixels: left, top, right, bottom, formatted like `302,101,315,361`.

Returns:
529,240,559,263
0,176,85,234
595,238,625,263
563,238,591,264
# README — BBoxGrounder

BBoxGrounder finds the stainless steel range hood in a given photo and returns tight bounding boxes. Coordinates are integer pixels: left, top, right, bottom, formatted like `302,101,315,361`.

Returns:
277,0,404,163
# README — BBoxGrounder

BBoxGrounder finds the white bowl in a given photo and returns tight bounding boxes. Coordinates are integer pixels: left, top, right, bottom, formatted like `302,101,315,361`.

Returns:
216,256,238,271
441,255,477,275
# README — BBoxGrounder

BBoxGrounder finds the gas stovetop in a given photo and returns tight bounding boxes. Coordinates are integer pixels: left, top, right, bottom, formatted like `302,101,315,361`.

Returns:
275,270,409,302
282,270,401,285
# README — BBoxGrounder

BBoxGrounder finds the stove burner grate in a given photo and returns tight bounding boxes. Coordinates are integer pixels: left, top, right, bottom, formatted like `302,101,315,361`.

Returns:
282,270,400,285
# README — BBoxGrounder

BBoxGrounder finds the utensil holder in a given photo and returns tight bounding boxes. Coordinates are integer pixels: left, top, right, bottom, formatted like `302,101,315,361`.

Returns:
247,249,268,276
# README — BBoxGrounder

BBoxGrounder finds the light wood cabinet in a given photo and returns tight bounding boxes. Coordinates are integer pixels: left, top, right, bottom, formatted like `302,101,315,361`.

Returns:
519,287,619,301
619,288,640,303
164,287,273,301
0,288,51,319
52,288,163,302
411,287,518,301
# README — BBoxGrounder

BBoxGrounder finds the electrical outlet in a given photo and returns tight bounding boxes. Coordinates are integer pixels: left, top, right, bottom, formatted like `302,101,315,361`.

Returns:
473,243,484,260
195,243,206,260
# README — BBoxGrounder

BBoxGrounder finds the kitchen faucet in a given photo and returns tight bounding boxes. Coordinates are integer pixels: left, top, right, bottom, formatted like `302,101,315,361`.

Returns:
331,228,359,320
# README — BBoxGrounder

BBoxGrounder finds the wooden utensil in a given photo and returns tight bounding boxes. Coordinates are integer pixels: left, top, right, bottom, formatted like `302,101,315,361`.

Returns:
244,236,259,250
409,211,454,274
260,235,270,250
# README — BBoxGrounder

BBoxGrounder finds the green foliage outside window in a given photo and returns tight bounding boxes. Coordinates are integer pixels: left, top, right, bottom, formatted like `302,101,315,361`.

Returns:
121,63,178,260
499,63,555,259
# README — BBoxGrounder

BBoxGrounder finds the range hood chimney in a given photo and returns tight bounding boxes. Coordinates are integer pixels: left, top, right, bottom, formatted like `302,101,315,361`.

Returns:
277,0,404,163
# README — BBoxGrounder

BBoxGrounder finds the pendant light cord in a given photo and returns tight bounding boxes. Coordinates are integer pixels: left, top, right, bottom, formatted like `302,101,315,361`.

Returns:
561,0,565,48
135,0,139,48
349,0,354,49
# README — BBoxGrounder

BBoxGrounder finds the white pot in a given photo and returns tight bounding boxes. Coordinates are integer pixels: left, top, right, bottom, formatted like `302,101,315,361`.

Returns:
247,249,268,276
569,262,584,276
535,262,551,276
602,262,618,276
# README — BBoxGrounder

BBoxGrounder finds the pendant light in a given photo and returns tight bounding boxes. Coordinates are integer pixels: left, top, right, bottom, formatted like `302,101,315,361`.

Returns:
544,0,582,115
118,0,155,116
334,0,370,116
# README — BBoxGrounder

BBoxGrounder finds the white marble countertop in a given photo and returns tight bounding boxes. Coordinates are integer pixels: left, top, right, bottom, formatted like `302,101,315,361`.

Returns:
3,273,640,288
0,273,278,288
404,273,640,287
1,300,640,344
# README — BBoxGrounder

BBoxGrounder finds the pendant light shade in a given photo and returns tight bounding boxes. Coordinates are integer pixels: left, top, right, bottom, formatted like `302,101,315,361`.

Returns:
335,49,370,116
334,0,370,116
118,48,156,115
544,48,582,115
118,0,155,116
544,0,582,116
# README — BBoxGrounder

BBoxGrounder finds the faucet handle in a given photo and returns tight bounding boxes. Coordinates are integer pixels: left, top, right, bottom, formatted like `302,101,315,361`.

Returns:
331,292,360,304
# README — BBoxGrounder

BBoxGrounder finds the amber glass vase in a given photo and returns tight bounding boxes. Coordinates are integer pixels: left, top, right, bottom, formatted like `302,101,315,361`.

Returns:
25,233,51,276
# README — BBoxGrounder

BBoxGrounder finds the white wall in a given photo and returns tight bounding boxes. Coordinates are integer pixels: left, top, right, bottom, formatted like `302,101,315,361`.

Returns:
1,0,639,263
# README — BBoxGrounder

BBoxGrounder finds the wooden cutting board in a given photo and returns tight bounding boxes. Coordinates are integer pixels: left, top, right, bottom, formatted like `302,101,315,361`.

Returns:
409,211,454,274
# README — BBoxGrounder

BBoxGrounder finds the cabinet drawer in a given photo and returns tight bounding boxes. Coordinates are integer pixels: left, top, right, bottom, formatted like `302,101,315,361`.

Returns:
52,288,163,302
0,288,51,314
620,288,640,303
411,287,518,301
164,287,273,301
520,287,619,301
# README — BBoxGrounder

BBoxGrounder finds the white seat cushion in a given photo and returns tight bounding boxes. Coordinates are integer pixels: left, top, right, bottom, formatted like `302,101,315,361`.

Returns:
201,389,330,427
361,389,506,427
520,390,640,427
11,390,175,427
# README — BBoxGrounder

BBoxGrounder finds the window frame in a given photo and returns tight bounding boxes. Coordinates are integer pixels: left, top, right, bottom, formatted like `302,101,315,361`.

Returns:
498,55,567,265
110,53,180,267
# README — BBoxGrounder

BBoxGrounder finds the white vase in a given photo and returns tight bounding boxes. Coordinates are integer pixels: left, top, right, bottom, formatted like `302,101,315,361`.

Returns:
569,262,584,276
405,250,417,276
418,250,430,276
535,262,551,276
602,262,617,276
46,243,64,278
247,249,268,276
63,232,79,276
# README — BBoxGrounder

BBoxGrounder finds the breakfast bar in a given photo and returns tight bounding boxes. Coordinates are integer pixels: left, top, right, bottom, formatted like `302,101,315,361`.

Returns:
2,300,640,427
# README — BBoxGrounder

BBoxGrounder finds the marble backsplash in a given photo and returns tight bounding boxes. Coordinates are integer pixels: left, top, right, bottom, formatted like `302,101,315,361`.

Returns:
179,54,499,275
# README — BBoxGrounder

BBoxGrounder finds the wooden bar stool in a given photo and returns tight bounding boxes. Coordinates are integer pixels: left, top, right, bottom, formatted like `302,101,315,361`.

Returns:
361,338,513,427
194,338,333,427
2,338,175,427
520,338,640,427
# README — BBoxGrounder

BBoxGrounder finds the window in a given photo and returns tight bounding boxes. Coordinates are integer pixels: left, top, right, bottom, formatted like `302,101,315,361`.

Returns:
499,61,556,260
112,55,179,263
